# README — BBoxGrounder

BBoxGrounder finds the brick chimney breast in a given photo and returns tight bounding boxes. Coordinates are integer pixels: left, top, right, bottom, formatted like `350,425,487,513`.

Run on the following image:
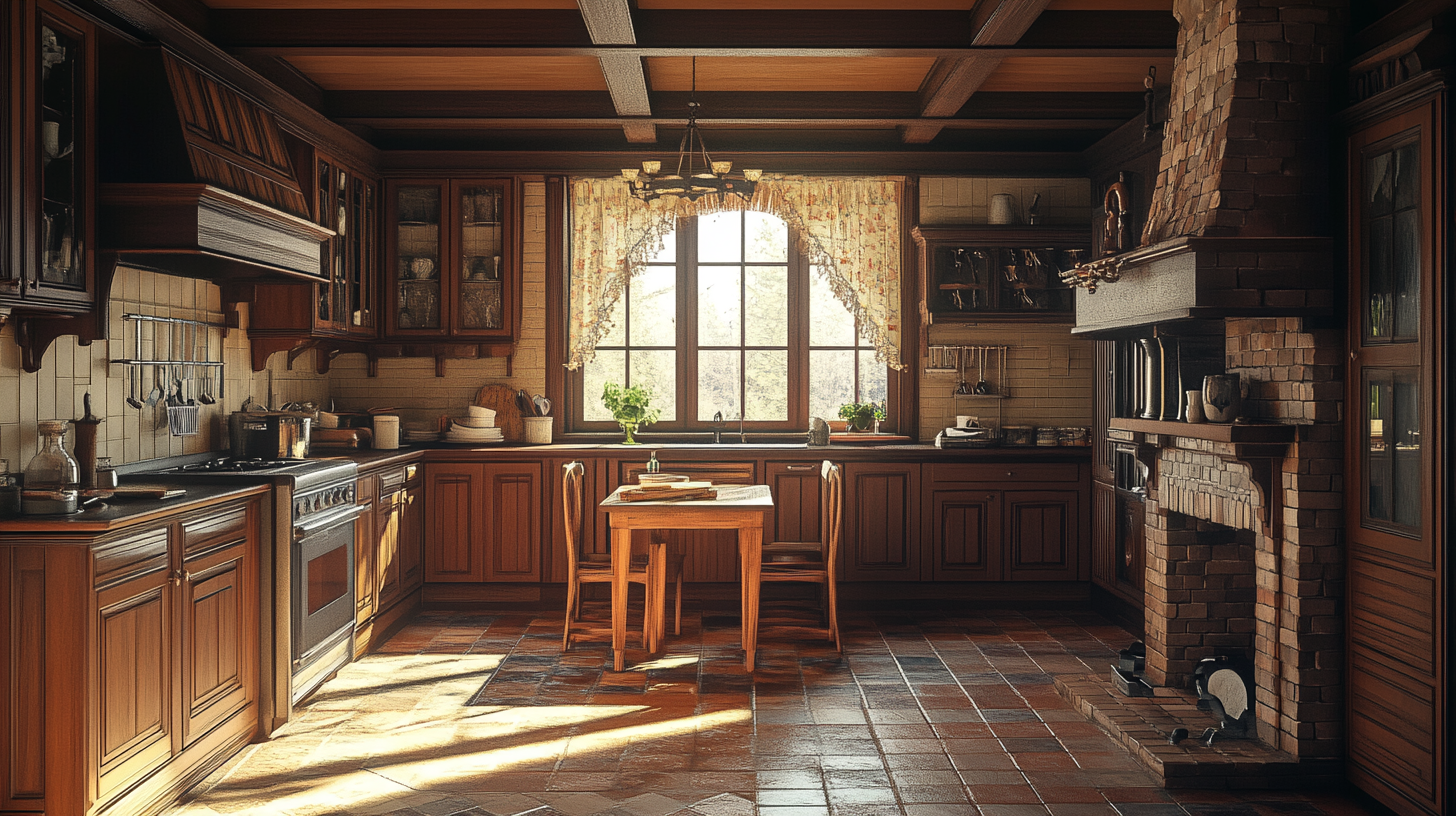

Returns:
1142,0,1346,244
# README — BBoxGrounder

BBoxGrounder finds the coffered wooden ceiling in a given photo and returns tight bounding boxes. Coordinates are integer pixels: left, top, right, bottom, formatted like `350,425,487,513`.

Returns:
163,0,1177,168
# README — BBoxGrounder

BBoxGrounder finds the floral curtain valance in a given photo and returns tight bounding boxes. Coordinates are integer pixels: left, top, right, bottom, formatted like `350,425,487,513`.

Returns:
566,174,905,371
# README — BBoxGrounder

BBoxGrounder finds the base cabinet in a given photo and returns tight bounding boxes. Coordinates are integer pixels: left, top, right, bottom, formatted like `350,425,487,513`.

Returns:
425,462,541,583
842,463,922,581
355,461,424,655
1,496,261,816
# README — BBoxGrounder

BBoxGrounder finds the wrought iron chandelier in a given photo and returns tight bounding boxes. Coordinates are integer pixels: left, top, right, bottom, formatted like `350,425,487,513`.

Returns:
623,58,762,203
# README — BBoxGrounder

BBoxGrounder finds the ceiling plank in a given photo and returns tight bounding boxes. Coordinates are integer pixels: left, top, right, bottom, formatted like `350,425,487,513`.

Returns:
576,0,656,143
379,149,1088,176
908,0,1053,143
338,115,1128,129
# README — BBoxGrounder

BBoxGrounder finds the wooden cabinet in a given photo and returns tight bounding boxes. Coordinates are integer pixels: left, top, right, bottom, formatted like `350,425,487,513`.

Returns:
0,0,96,317
923,462,1089,582
0,494,261,816
246,149,380,368
842,462,921,581
766,461,823,544
354,460,424,655
424,461,541,583
912,225,1088,323
385,178,517,340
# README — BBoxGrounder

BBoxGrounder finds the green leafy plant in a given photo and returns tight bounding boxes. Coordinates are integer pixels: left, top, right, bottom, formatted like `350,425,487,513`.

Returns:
837,401,886,432
602,382,661,444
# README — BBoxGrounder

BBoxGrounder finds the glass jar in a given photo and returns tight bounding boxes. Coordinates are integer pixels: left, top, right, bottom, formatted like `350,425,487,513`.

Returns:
22,420,80,515
0,459,18,517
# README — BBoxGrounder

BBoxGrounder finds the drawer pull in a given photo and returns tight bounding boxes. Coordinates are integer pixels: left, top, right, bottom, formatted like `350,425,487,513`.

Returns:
1007,470,1014,478
784,465,817,471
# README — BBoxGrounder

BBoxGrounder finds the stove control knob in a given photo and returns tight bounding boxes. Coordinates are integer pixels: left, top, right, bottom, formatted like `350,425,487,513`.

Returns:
296,501,308,516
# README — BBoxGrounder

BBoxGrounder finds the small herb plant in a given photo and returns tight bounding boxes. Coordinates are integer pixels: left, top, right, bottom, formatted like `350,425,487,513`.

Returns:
601,382,661,444
837,401,886,432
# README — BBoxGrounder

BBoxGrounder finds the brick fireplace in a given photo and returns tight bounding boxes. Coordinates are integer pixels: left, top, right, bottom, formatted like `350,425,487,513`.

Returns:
1069,0,1348,780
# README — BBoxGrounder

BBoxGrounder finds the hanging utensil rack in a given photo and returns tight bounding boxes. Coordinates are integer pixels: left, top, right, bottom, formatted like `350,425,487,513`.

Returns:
925,344,1010,398
111,314,228,413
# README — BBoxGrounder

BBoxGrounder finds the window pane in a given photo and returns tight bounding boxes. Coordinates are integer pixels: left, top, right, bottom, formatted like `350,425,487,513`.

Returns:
1365,370,1421,532
1394,207,1420,340
810,349,856,420
810,267,856,346
859,352,888,408
745,266,788,346
698,212,742,263
598,288,626,346
746,350,788,421
629,350,677,421
583,350,625,422
745,212,788,262
648,230,676,263
629,266,676,346
698,350,740,421
698,266,741,346
1393,375,1421,528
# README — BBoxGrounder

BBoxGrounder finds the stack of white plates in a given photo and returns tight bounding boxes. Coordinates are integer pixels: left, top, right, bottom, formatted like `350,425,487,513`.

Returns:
455,416,495,429
445,423,504,444
403,429,440,443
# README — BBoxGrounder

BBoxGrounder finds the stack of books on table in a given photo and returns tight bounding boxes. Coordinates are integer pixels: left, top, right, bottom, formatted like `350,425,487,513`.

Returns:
618,480,718,502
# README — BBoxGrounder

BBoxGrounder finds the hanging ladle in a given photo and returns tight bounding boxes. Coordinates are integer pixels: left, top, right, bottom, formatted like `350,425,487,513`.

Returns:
954,346,972,395
974,347,992,395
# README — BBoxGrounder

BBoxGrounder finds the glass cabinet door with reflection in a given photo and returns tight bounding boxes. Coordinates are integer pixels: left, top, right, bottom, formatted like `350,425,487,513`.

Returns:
450,179,512,337
388,181,445,335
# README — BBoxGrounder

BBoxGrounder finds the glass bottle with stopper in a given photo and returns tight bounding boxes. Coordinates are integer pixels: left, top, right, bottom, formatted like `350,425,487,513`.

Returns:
22,419,80,515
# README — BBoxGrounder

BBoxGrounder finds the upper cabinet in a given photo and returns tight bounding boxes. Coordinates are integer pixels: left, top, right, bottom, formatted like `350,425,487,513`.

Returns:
0,0,95,318
385,178,516,341
314,153,378,338
913,225,1089,323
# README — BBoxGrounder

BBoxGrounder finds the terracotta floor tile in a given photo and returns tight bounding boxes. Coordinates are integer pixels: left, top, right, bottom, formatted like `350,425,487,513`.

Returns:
162,610,1383,816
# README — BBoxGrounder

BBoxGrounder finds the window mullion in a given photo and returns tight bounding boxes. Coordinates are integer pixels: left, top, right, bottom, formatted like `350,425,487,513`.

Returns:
680,217,698,430
789,240,809,429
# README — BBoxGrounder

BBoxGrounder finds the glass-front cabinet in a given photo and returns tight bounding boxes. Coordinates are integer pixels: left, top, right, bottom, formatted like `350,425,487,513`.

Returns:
314,153,377,337
912,226,1087,323
385,178,514,339
0,0,95,315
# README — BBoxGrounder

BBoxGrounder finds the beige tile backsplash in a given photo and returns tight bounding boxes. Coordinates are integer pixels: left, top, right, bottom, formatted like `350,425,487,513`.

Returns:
917,322,1095,442
919,177,1092,227
0,178,1092,467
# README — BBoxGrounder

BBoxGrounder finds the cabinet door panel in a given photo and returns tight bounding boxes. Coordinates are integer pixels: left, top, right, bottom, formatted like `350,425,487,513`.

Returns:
375,489,402,609
425,464,484,582
1004,490,1080,581
928,489,1001,581
398,485,424,592
354,477,376,625
96,573,172,795
767,462,822,544
842,463,920,581
485,464,541,581
179,540,254,746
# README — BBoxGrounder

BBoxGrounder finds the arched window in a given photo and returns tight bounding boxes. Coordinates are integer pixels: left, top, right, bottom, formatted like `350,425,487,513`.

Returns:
572,210,889,433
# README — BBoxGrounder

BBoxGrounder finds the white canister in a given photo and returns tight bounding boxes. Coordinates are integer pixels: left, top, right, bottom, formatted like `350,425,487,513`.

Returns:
989,193,1017,225
373,415,400,450
523,416,553,445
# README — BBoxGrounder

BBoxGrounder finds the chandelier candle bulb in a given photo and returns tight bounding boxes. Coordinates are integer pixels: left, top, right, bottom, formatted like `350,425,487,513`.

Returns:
712,161,732,175
642,160,661,175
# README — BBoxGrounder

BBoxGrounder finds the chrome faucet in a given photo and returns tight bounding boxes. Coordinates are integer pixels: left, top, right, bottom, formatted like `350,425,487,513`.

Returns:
712,411,724,444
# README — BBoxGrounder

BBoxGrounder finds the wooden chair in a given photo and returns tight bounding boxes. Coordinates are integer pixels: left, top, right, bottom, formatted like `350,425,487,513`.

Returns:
755,460,843,652
561,462,664,652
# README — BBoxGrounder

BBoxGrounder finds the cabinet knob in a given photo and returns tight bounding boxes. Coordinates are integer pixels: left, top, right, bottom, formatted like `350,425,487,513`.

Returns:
407,495,415,505
1006,470,1014,478
987,494,996,501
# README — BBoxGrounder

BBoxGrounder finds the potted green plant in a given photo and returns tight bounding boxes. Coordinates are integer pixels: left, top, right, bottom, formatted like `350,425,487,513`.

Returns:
837,401,886,433
601,382,661,444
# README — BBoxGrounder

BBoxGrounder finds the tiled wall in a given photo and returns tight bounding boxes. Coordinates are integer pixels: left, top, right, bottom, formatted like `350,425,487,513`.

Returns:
917,322,1095,442
326,180,549,428
919,177,1093,227
0,268,325,472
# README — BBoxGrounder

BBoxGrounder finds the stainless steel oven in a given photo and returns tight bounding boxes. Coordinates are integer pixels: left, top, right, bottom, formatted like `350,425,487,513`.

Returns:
289,479,362,702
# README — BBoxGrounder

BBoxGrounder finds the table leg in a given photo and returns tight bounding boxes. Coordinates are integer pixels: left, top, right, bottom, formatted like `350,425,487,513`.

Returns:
739,523,763,672
611,527,631,672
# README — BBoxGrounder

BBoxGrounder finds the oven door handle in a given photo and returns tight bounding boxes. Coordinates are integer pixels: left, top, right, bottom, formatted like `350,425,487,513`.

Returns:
293,503,367,542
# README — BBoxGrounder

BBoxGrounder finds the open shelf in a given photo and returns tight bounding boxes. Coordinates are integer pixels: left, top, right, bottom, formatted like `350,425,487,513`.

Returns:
1109,417,1297,443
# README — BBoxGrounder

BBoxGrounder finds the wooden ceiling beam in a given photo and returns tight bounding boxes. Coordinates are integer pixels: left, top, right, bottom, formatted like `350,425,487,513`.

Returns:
907,0,1053,144
235,45,1172,59
379,149,1089,176
322,89,1143,121
337,115,1129,130
576,0,655,143
210,9,1172,51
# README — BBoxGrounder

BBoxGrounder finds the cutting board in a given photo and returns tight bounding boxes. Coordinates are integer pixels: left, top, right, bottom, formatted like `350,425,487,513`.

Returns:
473,384,525,442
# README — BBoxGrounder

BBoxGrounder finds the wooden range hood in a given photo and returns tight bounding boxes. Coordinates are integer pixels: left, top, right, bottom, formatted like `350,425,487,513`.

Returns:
96,45,332,285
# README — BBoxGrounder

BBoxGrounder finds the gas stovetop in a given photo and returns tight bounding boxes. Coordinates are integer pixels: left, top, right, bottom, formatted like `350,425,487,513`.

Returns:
148,456,358,493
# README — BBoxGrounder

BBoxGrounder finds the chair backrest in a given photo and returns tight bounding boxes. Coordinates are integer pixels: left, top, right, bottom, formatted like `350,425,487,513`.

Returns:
820,460,843,575
562,461,585,573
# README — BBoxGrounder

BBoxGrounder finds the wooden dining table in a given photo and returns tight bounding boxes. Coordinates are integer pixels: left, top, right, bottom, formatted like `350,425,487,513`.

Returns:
599,484,774,672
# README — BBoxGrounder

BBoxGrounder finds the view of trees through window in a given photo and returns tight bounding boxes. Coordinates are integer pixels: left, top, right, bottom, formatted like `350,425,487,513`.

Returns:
580,211,886,430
